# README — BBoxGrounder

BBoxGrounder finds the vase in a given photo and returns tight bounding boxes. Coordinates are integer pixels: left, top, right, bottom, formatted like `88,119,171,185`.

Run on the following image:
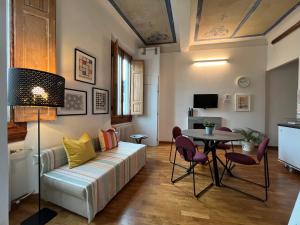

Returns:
205,127,214,135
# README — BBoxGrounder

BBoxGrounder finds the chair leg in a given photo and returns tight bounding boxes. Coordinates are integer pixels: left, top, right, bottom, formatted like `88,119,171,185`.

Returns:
193,167,196,197
192,163,214,198
169,139,173,163
264,154,269,201
171,152,193,183
220,159,229,183
221,159,269,202
266,152,270,188
172,158,213,198
171,150,177,182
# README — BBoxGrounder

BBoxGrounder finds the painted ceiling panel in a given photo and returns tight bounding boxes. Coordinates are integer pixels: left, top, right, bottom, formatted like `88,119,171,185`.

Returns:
195,0,256,41
110,0,176,45
235,0,300,37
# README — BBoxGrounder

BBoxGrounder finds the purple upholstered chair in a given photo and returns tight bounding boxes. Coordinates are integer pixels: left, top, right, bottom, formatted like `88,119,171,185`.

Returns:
171,136,213,198
216,127,234,152
169,126,182,163
220,137,270,201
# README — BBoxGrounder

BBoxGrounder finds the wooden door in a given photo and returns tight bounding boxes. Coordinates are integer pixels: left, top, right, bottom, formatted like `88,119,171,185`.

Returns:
131,60,144,115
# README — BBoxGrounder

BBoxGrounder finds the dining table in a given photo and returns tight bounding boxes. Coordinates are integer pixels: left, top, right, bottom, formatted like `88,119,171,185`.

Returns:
182,129,244,186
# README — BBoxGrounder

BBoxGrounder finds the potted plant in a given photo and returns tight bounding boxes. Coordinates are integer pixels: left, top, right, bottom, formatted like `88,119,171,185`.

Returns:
234,128,263,152
204,121,215,135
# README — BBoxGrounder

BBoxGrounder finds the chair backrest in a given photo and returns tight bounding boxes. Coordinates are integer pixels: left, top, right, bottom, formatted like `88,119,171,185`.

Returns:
172,126,182,140
216,127,232,132
256,137,270,162
175,136,196,162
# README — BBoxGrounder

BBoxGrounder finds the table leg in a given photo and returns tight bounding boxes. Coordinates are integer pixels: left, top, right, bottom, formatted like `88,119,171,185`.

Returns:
203,141,210,155
211,144,220,187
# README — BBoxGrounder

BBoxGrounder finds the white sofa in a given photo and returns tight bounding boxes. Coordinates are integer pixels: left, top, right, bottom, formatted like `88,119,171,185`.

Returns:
39,140,146,223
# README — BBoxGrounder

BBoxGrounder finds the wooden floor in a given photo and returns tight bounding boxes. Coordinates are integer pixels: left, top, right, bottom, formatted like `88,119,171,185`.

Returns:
10,144,300,225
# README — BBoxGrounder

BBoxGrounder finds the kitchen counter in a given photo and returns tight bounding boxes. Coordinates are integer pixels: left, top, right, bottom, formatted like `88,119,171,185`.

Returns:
278,125,300,172
278,123,300,129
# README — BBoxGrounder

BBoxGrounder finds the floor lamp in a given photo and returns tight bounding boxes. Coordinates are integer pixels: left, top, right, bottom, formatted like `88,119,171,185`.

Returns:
8,68,65,225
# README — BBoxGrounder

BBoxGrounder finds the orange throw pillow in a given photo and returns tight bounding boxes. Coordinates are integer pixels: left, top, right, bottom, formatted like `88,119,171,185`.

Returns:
98,128,118,151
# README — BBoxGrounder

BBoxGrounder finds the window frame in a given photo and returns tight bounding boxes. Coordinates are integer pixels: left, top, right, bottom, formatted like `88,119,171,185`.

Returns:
111,41,132,125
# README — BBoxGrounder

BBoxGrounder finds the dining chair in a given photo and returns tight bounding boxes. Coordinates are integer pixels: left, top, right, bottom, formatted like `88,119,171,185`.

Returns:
220,137,270,201
171,136,214,198
216,127,234,153
169,126,182,163
215,127,235,170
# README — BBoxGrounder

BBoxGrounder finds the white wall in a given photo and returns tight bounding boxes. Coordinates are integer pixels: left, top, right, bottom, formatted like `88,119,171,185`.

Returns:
266,60,298,146
10,0,141,195
159,44,267,141
266,7,300,77
133,48,160,146
0,0,9,224
266,7,300,118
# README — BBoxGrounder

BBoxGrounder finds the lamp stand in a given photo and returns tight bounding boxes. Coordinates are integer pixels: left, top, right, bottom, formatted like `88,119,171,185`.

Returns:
21,109,57,225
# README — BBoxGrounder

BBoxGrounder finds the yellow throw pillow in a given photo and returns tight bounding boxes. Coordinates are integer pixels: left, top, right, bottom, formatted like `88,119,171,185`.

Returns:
63,133,96,168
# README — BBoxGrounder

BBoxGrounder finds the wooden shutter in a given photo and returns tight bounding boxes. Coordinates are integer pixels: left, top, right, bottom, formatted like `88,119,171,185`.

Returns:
131,60,144,115
13,0,56,71
111,40,119,116
11,0,56,122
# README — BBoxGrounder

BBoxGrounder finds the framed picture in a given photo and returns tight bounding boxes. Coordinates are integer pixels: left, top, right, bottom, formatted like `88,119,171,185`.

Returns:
92,88,109,114
74,48,96,85
235,94,251,112
57,88,87,116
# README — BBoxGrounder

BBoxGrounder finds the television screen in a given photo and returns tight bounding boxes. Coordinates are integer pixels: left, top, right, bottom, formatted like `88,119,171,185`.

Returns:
193,94,218,109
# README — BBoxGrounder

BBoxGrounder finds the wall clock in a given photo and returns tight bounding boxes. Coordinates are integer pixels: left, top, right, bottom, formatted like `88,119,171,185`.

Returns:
236,76,250,88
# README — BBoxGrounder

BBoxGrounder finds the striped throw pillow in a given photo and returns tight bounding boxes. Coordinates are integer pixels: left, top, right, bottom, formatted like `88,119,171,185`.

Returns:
98,128,118,151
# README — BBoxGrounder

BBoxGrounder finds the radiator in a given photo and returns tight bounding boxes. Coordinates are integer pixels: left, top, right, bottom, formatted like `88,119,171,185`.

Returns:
113,123,135,142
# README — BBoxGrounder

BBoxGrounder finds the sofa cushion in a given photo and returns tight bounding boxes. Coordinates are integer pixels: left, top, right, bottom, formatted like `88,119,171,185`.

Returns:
63,133,96,168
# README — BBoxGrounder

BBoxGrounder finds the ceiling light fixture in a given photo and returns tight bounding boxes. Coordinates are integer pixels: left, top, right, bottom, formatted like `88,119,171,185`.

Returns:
193,59,228,67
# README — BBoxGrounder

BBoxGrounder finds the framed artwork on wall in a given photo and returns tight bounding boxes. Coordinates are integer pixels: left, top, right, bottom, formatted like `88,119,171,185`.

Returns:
92,88,109,114
235,93,251,112
57,88,87,116
74,48,96,85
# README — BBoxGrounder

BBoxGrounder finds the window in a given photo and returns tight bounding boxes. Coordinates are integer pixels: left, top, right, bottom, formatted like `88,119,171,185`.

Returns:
111,41,132,124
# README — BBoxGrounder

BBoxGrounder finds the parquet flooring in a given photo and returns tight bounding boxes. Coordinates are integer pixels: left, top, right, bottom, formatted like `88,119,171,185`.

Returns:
10,144,300,225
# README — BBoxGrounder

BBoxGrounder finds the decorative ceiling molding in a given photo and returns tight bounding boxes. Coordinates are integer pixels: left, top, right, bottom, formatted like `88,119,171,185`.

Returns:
108,0,176,45
231,0,261,38
194,0,300,42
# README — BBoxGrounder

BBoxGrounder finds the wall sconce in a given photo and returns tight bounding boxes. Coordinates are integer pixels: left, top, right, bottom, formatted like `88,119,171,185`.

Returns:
193,59,228,67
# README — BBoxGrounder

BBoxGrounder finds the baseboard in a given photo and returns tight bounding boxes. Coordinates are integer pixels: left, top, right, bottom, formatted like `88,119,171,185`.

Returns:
159,141,171,145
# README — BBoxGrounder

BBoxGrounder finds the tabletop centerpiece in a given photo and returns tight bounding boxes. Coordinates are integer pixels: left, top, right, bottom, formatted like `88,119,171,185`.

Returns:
204,120,215,136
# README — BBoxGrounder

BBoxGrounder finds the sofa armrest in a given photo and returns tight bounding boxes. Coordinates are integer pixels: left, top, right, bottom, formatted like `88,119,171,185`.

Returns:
34,146,68,175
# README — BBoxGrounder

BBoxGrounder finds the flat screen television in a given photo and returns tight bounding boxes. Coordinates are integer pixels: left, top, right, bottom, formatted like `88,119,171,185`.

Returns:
193,94,218,109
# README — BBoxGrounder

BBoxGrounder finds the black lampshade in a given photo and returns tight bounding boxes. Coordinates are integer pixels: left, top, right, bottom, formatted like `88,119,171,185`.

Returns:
8,68,65,107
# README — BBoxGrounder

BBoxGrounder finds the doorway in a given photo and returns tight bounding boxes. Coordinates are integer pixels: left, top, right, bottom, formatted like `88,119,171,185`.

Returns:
266,60,299,146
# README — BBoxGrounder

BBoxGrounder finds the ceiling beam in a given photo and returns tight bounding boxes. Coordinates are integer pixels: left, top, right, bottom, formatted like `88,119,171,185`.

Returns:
231,0,261,38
